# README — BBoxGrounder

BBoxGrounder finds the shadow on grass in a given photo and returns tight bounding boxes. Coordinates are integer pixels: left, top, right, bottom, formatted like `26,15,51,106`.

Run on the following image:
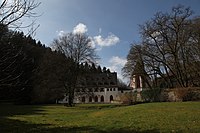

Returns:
47,126,160,133
0,104,47,132
0,104,159,133
0,119,159,133
0,104,46,117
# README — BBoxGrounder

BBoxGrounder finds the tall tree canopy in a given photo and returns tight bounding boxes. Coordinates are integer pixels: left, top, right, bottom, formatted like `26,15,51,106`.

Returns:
0,0,40,103
0,0,40,34
123,5,200,88
52,33,98,64
52,32,99,106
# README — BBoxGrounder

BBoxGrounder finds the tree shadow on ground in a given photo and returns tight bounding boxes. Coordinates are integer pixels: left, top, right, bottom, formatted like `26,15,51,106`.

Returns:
47,126,160,133
0,118,160,133
0,104,48,132
0,104,46,117
0,104,160,133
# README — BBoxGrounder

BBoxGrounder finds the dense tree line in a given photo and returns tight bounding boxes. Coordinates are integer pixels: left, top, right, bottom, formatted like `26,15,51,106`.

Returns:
0,0,104,105
0,25,33,103
0,25,64,104
0,26,110,104
123,5,200,89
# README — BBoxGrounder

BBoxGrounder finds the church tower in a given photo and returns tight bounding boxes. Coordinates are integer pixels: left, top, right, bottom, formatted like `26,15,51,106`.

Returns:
129,60,149,92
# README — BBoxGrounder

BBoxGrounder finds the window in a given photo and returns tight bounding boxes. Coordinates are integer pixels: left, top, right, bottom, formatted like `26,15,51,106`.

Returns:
110,88,112,91
100,88,104,92
107,88,109,91
104,82,109,85
113,88,115,91
94,88,98,92
95,96,98,102
101,96,104,102
110,95,113,102
110,82,115,85
82,97,85,103
89,97,92,102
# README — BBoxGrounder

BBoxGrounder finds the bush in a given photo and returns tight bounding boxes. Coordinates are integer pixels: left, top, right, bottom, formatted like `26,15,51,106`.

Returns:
119,92,137,105
161,88,200,102
174,88,189,101
183,91,200,101
141,88,162,102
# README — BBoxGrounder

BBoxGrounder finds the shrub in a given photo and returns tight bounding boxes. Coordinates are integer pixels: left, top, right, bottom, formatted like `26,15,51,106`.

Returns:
183,91,200,101
174,88,189,101
141,88,162,102
119,92,137,105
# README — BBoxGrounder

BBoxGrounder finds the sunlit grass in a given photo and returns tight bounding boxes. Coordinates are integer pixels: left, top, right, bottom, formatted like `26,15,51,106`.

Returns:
0,102,200,132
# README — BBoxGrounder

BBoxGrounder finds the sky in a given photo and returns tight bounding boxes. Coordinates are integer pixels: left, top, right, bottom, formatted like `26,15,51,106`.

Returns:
21,0,200,82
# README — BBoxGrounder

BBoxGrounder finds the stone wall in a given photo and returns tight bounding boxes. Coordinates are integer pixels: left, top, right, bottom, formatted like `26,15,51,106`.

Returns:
160,87,200,102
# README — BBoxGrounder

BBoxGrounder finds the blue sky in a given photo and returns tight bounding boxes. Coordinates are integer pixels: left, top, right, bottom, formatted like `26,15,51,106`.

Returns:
30,0,200,82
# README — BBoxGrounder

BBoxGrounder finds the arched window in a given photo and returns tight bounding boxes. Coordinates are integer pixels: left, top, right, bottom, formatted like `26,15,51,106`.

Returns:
89,96,92,102
82,97,85,103
110,95,113,102
101,95,104,102
95,96,98,102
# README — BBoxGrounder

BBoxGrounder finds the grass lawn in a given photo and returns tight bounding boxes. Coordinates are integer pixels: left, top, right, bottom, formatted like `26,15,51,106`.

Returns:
0,102,200,133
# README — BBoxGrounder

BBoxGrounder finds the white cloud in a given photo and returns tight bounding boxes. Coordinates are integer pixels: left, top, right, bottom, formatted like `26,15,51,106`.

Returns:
56,24,120,51
88,37,96,48
57,30,66,37
109,56,127,66
93,33,120,47
107,56,127,81
73,23,88,34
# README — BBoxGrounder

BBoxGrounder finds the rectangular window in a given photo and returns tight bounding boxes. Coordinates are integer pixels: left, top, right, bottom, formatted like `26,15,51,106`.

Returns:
100,88,104,92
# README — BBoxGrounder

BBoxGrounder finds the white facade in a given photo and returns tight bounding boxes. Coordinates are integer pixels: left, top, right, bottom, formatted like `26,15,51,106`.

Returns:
58,72,134,104
74,87,121,103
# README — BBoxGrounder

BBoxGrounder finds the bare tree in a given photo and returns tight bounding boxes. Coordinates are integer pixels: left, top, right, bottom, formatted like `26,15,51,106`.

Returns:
124,5,200,88
0,0,41,35
52,32,99,106
52,33,98,64
0,0,40,102
139,5,196,88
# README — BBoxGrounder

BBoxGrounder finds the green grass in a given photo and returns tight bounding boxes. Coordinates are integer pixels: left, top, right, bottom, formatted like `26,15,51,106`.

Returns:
0,102,200,133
